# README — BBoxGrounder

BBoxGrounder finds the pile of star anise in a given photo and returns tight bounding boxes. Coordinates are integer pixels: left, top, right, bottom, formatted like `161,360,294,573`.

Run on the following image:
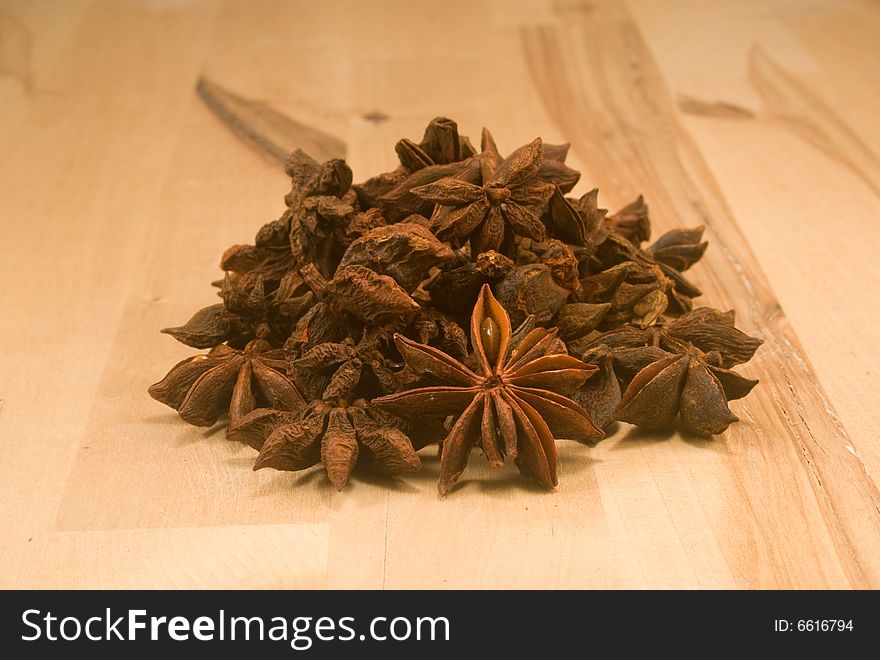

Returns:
150,117,762,495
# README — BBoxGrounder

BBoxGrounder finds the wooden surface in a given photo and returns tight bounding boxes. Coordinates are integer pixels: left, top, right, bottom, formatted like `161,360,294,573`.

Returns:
1,0,879,589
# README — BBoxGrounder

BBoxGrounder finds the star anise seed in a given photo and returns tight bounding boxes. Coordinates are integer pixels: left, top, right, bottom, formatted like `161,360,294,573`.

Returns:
373,284,602,495
148,333,305,431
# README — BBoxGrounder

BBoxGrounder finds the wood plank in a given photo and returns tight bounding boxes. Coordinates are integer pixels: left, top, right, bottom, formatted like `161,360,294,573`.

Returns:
0,0,221,583
626,0,880,483
5,524,328,589
0,0,91,142
1,0,879,589
376,0,880,588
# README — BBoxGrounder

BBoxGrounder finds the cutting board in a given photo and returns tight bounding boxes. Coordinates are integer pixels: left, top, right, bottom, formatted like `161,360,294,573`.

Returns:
1,0,879,588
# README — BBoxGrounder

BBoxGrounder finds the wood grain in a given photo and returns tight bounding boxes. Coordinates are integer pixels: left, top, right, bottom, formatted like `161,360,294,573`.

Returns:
197,77,347,163
1,0,879,589
626,0,880,484
519,0,880,587
749,45,880,199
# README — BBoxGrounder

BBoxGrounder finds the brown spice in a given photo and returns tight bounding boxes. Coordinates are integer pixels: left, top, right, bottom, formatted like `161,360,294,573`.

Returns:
149,116,763,495
373,285,602,495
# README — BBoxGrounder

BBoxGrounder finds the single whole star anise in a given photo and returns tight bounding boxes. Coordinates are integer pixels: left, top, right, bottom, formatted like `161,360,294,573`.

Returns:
148,326,305,431
229,400,423,491
373,284,603,495
573,308,761,435
616,345,756,436
411,136,554,255
229,329,431,490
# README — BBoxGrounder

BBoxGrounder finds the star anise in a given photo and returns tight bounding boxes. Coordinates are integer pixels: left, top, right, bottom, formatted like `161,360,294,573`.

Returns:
571,307,762,435
411,135,554,254
616,345,756,436
376,157,483,221
287,333,403,402
148,329,305,431
646,226,707,272
542,186,705,327
229,400,423,490
220,237,294,294
480,128,581,193
149,116,767,498
229,334,427,490
336,222,454,293
544,187,611,250
395,116,477,170
496,263,572,328
575,307,763,371
570,345,621,431
590,225,708,322
352,117,478,211
160,273,314,349
424,248,514,314
572,237,691,328
281,262,422,358
373,284,602,495
221,150,354,291
409,307,469,359
607,195,650,244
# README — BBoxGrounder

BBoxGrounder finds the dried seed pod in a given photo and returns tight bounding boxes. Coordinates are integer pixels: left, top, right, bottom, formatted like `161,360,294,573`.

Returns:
352,167,410,210
337,223,455,292
475,249,515,279
425,250,509,314
380,158,481,220
322,407,360,489
163,273,308,350
539,239,581,294
148,339,305,432
577,263,632,302
411,308,469,358
482,132,580,193
537,158,581,194
330,265,420,325
284,150,353,209
395,138,434,171
571,345,621,430
555,303,611,341
219,208,298,293
497,263,570,328
611,345,674,382
607,196,650,245
664,308,763,367
349,406,424,473
393,117,473,171
418,116,465,165
647,226,708,272
573,307,762,376
373,285,601,495
339,208,388,246
412,136,554,254
289,193,355,277
616,350,756,436
286,302,360,355
544,187,610,249
160,304,239,349
150,117,766,490
233,400,422,491
283,149,322,209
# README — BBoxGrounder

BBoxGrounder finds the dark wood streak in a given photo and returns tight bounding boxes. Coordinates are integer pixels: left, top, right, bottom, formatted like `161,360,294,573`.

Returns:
196,77,346,164
0,8,34,93
678,95,755,119
521,0,880,587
